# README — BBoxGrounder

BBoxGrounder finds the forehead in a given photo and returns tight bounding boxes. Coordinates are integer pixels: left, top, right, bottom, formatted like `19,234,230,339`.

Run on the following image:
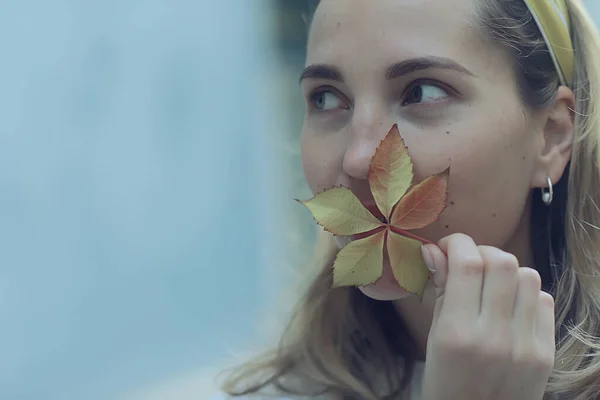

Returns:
308,0,489,68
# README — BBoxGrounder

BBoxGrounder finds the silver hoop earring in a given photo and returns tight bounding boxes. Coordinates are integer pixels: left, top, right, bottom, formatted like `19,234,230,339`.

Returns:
542,177,553,205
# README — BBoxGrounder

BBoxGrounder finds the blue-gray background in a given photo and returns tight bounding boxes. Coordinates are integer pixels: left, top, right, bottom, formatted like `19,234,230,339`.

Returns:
0,1,598,400
0,1,283,399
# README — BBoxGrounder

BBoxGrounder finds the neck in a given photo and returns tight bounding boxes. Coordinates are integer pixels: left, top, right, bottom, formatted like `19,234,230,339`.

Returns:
393,283,436,361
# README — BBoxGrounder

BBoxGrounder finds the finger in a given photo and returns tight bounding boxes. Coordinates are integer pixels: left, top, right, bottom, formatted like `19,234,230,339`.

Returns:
437,233,484,319
421,244,448,290
536,291,556,353
478,246,519,322
422,243,448,322
513,267,542,336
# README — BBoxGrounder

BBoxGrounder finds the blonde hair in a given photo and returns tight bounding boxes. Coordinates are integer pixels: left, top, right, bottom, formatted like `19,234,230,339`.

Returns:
219,0,600,398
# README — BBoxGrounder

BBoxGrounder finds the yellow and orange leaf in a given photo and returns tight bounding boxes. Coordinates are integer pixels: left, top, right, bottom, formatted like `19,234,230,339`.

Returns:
369,124,413,220
387,231,430,298
390,168,450,230
297,123,450,296
333,231,386,287
298,187,382,236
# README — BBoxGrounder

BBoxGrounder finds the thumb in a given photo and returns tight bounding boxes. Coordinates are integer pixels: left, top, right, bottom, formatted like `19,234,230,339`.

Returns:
421,243,448,321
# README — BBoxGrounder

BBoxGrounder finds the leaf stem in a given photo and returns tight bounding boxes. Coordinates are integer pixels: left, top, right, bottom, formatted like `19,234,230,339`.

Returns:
388,226,434,245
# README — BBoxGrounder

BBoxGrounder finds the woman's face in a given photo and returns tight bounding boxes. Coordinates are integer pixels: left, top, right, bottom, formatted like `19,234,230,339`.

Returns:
300,0,550,300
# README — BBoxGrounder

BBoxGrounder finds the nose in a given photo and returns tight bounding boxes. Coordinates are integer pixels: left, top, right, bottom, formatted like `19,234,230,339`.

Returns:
342,109,390,180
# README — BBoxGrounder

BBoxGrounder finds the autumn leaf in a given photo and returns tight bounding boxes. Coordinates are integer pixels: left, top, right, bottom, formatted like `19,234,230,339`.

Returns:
298,187,382,236
332,231,385,287
391,169,450,230
387,231,430,298
297,123,449,296
368,124,413,220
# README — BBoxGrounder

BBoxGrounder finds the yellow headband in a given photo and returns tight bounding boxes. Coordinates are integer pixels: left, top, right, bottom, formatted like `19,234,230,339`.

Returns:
524,0,574,86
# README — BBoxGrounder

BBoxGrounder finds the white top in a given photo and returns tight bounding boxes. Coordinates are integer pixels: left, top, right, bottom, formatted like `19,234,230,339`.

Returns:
211,361,425,399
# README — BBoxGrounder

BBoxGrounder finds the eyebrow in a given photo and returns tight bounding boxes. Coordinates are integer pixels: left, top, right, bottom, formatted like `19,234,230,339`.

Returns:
299,64,344,83
299,56,474,83
385,57,475,80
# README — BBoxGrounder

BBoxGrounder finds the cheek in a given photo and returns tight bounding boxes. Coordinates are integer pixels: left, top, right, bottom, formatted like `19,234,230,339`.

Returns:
405,105,536,247
413,130,534,247
443,163,530,245
301,130,344,194
300,135,321,194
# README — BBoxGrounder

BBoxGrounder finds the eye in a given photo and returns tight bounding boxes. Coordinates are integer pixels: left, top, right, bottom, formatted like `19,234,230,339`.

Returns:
310,90,348,111
402,82,449,106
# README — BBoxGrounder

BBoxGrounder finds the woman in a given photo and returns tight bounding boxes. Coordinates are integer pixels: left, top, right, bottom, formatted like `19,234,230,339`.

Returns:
217,0,600,398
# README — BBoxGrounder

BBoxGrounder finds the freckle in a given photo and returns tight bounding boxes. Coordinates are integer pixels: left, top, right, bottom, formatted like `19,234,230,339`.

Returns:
522,156,526,160
445,225,450,229
337,22,341,27
493,213,497,218
446,131,450,135
450,201,455,205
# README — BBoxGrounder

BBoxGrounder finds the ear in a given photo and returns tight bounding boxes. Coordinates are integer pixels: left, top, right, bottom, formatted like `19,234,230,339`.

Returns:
531,86,575,189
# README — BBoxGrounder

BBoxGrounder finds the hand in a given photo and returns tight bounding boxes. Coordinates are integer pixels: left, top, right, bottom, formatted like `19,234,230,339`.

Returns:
420,234,556,400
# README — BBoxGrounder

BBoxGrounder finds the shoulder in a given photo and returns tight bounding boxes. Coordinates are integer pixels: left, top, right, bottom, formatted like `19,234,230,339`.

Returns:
209,393,299,400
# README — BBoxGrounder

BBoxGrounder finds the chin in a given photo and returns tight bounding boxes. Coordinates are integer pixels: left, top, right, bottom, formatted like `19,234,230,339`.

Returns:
358,285,412,301
358,275,415,301
334,235,352,249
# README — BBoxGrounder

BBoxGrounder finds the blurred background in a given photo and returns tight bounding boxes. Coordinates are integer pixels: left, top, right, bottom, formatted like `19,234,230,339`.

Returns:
0,1,598,400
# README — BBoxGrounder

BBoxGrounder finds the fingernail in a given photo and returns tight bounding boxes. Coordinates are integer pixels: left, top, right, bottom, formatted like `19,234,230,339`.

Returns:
421,244,436,273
